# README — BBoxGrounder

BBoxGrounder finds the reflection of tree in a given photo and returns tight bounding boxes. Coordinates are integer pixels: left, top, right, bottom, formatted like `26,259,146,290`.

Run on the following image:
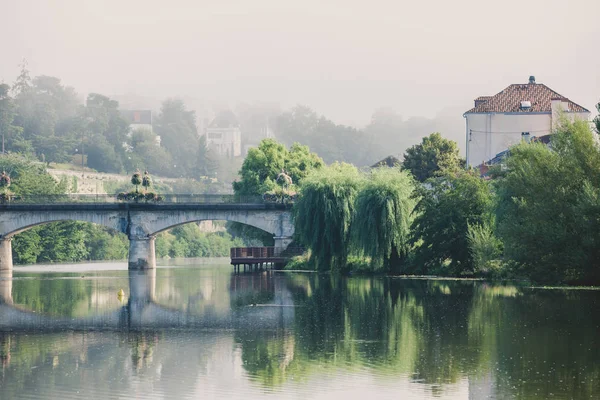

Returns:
11,274,91,316
10,273,126,317
237,275,481,393
235,276,595,399
482,288,600,399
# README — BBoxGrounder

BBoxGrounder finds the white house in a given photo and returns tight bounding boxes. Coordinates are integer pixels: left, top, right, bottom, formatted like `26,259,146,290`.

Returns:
464,76,590,167
206,110,242,158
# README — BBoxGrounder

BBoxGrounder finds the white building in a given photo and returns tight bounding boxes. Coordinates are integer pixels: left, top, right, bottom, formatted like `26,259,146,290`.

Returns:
464,76,590,167
206,110,242,158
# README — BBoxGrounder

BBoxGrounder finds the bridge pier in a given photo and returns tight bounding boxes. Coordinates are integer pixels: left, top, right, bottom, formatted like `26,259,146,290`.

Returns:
128,237,156,270
0,267,12,305
0,238,13,274
274,236,293,256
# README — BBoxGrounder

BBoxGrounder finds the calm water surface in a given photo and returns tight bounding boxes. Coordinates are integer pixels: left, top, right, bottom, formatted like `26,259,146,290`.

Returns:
0,260,598,399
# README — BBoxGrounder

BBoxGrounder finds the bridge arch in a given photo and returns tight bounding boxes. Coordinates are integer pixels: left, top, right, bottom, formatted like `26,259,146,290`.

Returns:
143,209,294,239
0,210,128,238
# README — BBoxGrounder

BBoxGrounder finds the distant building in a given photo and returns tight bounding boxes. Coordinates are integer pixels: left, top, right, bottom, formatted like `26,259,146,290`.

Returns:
464,76,590,167
120,110,160,146
206,110,241,158
371,155,401,168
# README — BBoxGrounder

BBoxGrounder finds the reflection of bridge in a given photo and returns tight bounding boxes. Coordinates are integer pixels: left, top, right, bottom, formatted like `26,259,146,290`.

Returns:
0,195,294,273
0,268,295,331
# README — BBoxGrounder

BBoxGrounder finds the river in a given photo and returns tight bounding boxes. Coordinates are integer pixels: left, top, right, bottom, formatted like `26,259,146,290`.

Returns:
0,259,598,399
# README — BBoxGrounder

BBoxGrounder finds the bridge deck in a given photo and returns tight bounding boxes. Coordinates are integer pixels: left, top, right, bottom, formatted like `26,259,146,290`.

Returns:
0,194,291,210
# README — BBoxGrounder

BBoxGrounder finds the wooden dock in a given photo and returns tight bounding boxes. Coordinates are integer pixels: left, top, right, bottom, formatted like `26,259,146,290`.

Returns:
230,247,304,271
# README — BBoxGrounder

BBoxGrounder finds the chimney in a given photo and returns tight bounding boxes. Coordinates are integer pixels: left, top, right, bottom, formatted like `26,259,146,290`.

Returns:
529,75,536,84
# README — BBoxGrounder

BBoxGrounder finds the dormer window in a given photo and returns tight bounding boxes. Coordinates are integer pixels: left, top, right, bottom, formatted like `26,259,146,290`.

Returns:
520,101,532,110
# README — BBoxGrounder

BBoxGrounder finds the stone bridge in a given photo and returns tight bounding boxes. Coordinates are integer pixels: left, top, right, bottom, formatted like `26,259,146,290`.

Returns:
0,201,294,272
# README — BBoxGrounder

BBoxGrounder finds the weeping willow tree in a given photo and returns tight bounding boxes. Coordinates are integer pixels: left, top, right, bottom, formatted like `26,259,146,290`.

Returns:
352,168,417,272
294,163,364,271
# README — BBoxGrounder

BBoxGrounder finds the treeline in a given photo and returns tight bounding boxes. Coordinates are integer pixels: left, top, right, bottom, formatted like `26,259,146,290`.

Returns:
273,105,462,166
0,63,217,179
237,117,600,285
1,63,465,181
294,119,600,284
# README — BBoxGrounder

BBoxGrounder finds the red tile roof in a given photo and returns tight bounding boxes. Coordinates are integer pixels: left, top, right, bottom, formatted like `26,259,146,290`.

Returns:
465,82,589,114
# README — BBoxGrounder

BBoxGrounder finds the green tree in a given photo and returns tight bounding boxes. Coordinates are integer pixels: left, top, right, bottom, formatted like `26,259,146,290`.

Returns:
233,139,287,195
495,119,600,284
0,83,25,153
230,138,323,245
294,163,364,271
233,139,323,196
13,74,81,163
0,154,67,195
86,134,122,173
352,168,416,272
594,101,600,134
154,99,198,177
402,133,463,182
197,135,218,178
275,105,380,166
128,129,174,175
411,170,494,275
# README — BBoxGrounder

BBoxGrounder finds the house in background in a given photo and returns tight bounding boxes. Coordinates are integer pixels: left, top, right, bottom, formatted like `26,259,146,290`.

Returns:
464,76,590,167
206,110,242,158
120,109,161,146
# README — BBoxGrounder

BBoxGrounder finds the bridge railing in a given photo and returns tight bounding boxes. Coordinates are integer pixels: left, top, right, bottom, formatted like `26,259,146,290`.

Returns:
0,194,266,205
230,247,305,259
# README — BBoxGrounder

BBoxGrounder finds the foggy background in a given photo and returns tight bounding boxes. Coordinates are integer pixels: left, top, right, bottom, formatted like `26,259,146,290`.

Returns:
1,0,599,152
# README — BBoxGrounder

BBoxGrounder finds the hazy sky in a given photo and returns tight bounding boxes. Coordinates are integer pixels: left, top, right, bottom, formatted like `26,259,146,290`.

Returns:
1,0,599,126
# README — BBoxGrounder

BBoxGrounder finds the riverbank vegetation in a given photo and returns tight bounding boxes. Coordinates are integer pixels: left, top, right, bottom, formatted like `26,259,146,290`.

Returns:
287,119,600,285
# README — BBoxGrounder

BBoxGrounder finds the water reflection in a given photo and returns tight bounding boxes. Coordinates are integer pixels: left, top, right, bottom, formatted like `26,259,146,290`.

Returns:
0,265,599,399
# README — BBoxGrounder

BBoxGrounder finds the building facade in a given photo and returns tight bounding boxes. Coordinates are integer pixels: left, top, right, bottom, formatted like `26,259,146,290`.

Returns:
464,76,590,167
206,110,242,158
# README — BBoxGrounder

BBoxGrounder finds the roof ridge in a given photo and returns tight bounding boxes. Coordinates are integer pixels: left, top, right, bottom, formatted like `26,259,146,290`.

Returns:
465,81,590,114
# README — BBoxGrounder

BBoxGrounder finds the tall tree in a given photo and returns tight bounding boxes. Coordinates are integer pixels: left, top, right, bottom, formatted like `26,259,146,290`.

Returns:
352,168,416,272
230,138,323,245
233,138,323,196
275,105,380,166
197,135,218,178
12,72,81,163
294,163,363,271
0,84,25,153
155,99,198,177
496,119,600,284
11,59,31,97
402,133,463,182
411,170,494,275
594,101,600,135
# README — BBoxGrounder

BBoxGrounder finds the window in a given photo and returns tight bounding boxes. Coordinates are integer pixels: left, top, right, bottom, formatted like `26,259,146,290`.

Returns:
208,132,223,139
